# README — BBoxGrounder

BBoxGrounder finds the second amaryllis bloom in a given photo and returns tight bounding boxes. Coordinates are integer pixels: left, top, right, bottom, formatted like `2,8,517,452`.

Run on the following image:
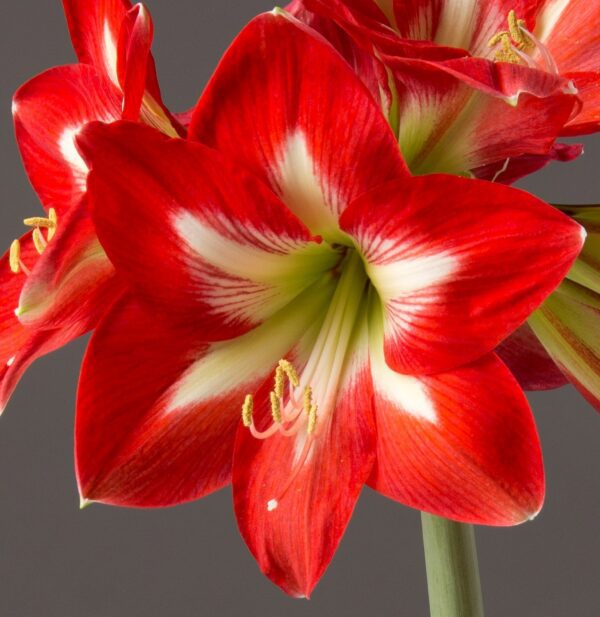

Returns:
74,12,584,597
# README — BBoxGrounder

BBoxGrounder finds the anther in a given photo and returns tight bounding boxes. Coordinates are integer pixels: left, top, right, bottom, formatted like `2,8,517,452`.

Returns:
9,239,21,274
307,404,318,435
270,391,282,423
242,394,254,427
303,386,313,412
278,359,299,388
23,216,55,229
507,10,533,49
274,365,284,399
32,228,47,255
47,208,58,240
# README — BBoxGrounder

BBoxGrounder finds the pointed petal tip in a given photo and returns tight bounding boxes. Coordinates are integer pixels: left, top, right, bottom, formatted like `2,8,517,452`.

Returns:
79,496,94,510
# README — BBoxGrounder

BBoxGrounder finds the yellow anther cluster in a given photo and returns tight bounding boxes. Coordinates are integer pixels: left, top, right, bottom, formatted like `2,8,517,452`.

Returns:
488,10,534,64
241,359,319,436
7,208,59,276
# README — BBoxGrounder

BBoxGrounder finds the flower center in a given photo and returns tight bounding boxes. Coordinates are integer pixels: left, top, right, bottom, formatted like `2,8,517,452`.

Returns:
487,10,559,74
240,249,368,509
8,208,58,275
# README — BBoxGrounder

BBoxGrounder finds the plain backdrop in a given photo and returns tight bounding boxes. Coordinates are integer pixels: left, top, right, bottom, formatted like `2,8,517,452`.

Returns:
0,1,598,616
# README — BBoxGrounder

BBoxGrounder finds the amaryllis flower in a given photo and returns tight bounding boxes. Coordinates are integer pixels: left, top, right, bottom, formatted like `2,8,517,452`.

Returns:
287,3,600,409
0,0,180,411
74,13,583,597
288,0,589,181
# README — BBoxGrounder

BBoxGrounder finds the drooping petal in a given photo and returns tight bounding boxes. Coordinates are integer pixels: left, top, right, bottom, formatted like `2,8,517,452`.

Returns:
16,198,120,332
529,280,600,412
496,323,568,389
368,324,544,525
13,64,121,214
233,318,375,597
76,280,336,507
472,142,583,184
341,175,584,374
384,57,577,175
189,11,409,241
78,121,340,339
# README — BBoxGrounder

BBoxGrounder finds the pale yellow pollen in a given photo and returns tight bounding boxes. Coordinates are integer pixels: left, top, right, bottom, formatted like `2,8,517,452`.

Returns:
274,365,285,399
23,215,56,229
242,394,254,427
9,239,21,274
488,10,534,63
507,10,533,49
270,391,282,423
278,359,299,388
303,386,313,413
47,208,58,240
307,404,318,435
32,227,47,255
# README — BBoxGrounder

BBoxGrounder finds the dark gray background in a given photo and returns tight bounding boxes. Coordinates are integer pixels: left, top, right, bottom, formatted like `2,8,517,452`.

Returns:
0,1,598,615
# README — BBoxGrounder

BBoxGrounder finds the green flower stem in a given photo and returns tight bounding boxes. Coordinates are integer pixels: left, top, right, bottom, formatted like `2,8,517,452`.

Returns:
421,513,485,617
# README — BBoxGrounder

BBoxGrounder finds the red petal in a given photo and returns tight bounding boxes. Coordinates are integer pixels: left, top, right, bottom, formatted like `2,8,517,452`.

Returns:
62,0,130,85
13,64,121,215
535,0,600,73
496,323,568,389
385,57,577,174
340,174,584,374
233,341,375,597
0,204,122,413
472,142,583,184
369,350,544,525
76,281,335,507
117,4,154,121
78,121,339,339
189,11,408,239
295,0,467,61
561,72,600,136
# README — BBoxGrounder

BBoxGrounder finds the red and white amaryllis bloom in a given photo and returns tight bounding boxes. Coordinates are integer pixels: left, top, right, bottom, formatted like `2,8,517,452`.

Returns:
0,0,179,411
289,0,591,181
75,13,583,597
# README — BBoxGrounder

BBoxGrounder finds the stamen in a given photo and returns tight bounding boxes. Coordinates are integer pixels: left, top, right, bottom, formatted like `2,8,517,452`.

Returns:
9,239,21,274
241,394,253,427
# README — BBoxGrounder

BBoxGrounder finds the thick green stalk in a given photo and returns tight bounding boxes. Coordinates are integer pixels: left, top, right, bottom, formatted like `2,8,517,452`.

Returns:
421,513,485,617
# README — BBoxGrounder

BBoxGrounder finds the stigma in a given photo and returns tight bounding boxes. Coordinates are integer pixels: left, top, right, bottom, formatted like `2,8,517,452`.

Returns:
488,10,559,74
8,208,58,275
